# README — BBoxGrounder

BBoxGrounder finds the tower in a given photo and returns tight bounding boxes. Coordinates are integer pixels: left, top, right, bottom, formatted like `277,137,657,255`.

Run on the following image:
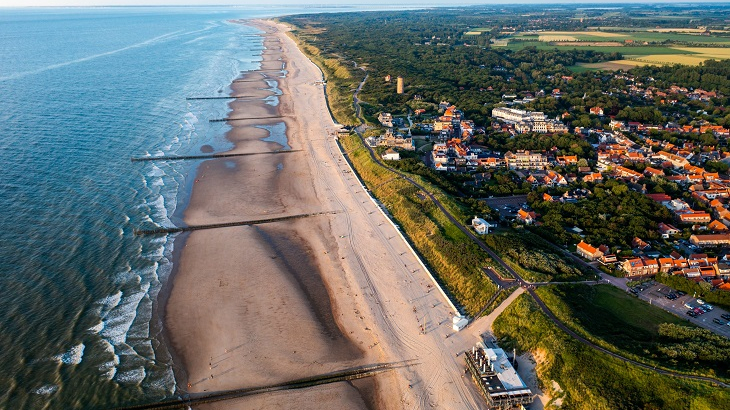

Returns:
396,76,404,94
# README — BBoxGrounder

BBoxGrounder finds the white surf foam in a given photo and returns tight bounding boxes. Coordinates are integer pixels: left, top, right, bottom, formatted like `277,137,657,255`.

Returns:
115,367,146,385
100,282,150,346
55,343,85,365
147,164,165,178
32,385,59,396
88,322,104,334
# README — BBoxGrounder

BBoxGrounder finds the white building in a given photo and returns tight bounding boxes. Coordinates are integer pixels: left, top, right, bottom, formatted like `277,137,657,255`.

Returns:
472,217,493,234
492,107,547,123
382,148,400,161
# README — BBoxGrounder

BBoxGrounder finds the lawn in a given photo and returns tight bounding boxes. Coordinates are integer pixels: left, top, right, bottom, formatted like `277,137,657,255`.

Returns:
493,294,730,409
537,284,730,379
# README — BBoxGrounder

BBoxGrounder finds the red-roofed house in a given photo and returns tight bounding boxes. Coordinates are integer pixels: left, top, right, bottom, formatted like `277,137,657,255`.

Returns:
646,193,672,204
583,172,603,183
622,258,659,276
658,222,680,238
517,209,537,225
708,220,728,232
576,240,603,261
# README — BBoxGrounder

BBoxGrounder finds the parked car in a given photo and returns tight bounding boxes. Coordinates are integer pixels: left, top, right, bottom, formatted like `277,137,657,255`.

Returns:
694,307,705,315
684,302,693,309
697,299,705,305
713,318,726,325
704,304,714,311
687,310,698,317
720,313,730,320
677,291,687,296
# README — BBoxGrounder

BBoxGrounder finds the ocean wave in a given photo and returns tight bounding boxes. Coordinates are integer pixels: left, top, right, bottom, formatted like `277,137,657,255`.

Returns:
115,367,146,385
147,164,165,178
32,385,59,396
55,343,85,365
97,291,123,318
88,322,104,334
0,30,184,82
99,282,151,346
98,340,120,380
182,112,198,132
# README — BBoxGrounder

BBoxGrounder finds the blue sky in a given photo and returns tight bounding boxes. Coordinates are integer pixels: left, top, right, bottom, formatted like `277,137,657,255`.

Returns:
4,0,730,7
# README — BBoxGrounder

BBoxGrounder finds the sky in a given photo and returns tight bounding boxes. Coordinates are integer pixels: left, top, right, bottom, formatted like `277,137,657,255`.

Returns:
3,0,730,7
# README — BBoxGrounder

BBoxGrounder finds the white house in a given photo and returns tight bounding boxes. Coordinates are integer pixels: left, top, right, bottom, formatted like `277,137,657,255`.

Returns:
382,148,400,161
472,217,493,234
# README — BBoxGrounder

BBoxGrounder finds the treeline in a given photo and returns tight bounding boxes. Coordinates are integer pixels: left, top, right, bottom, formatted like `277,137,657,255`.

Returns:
631,60,730,95
473,131,594,158
281,10,619,125
529,179,673,249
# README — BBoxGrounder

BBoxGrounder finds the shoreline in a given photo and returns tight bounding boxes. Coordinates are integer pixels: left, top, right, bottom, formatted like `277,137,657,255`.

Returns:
161,20,380,409
161,18,486,409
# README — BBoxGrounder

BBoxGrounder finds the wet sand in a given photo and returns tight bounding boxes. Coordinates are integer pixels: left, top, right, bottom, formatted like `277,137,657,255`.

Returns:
164,20,487,409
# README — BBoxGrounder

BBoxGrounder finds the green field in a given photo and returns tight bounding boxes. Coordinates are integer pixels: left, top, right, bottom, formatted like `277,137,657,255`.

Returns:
537,284,730,379
494,294,730,409
503,41,699,55
511,30,730,44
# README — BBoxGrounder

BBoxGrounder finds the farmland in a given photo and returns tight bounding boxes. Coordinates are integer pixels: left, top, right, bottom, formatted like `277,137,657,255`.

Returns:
501,29,730,68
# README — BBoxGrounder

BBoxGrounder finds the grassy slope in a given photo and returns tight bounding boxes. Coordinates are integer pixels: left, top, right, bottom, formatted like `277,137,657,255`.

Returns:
493,294,730,410
339,132,498,315
537,284,729,379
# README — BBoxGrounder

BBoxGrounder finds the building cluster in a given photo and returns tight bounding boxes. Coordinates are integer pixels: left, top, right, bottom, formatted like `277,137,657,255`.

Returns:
433,104,476,142
465,342,534,410
492,107,568,134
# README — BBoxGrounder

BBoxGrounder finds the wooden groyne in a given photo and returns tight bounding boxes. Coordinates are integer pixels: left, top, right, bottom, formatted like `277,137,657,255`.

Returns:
240,69,286,74
185,96,254,100
108,361,414,410
130,149,300,162
209,115,286,122
134,211,340,236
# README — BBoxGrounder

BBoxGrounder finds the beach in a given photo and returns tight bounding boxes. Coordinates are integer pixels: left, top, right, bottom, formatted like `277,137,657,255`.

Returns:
163,19,486,409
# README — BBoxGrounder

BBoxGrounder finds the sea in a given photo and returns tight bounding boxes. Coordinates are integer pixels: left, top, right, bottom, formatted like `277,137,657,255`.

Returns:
0,5,378,409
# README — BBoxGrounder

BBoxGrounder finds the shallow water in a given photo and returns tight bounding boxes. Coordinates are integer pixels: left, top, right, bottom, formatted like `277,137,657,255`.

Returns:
0,7,267,408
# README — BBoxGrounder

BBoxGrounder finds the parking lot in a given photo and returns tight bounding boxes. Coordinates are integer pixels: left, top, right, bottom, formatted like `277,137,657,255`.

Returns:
634,282,730,338
482,195,528,220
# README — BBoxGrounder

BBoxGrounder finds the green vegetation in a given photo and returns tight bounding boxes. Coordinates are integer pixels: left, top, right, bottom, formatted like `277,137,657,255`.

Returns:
537,284,730,379
493,294,730,409
339,132,499,315
481,232,594,282
281,11,617,126
656,272,730,311
528,179,673,249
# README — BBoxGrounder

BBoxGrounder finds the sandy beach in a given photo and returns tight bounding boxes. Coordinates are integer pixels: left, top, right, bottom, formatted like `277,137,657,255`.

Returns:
163,19,488,409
